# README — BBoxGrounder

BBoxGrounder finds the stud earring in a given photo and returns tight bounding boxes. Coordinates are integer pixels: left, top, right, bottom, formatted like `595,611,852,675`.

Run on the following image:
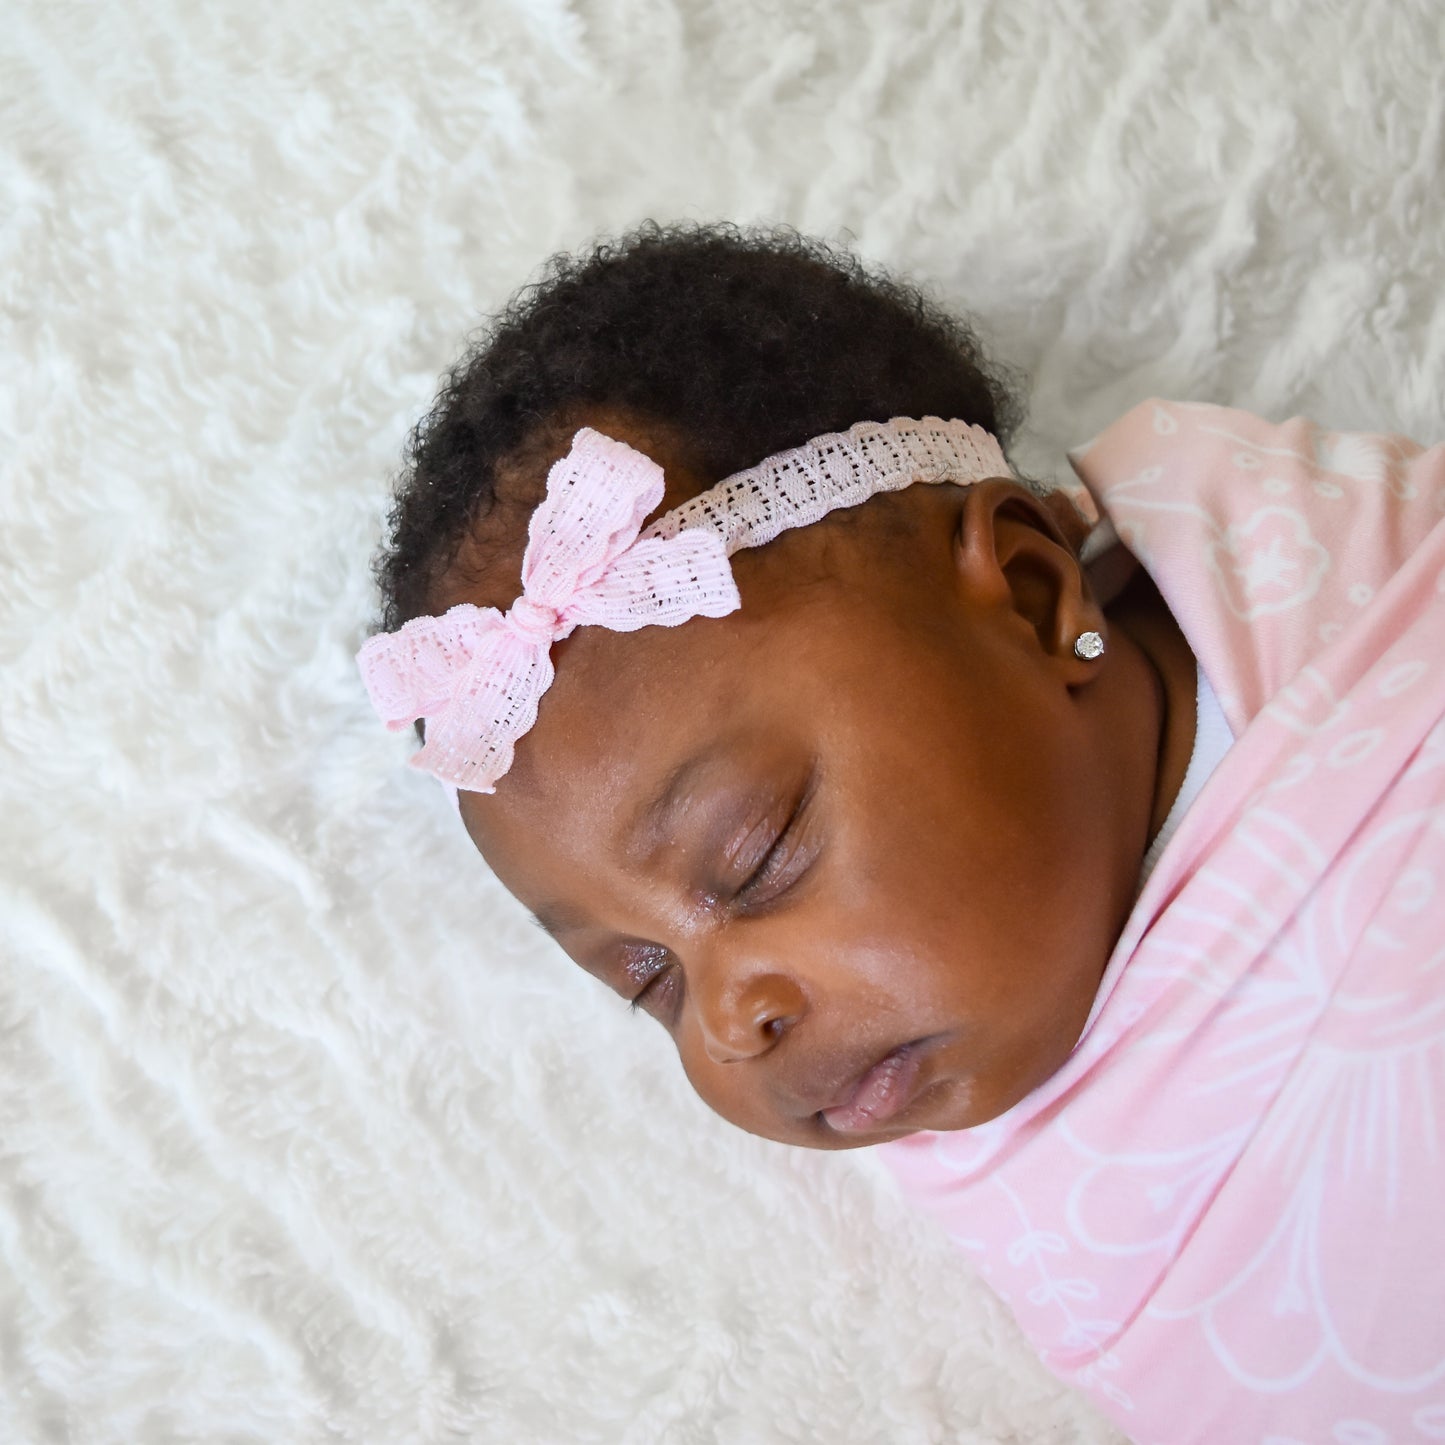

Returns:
1073,630,1106,660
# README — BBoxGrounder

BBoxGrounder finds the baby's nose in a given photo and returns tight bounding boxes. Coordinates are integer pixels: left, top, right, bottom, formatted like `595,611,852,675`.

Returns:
696,968,806,1065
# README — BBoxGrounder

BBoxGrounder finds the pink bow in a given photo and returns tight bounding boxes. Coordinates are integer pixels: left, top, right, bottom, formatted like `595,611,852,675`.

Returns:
356,428,741,793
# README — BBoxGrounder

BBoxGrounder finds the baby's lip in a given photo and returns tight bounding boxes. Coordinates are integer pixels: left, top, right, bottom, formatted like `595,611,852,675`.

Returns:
801,1036,935,1131
820,1041,929,1133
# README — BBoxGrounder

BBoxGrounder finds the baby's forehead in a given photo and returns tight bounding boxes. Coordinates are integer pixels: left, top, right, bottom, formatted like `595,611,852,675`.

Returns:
488,600,787,792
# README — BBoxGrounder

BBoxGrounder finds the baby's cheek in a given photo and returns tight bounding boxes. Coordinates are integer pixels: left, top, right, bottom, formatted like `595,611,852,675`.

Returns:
680,1053,774,1139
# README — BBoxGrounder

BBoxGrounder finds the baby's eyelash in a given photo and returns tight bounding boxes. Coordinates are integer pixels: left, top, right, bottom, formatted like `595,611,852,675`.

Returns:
628,963,681,1018
622,945,673,1014
738,830,790,897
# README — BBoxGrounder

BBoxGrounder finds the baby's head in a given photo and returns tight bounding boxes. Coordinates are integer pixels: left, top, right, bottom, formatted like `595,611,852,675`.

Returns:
369,224,1160,1150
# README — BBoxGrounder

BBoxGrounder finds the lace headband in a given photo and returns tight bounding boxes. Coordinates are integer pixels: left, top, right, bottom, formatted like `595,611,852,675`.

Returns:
358,416,1028,794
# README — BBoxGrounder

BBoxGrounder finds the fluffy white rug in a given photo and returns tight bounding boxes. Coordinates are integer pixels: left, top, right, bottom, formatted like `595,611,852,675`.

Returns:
2,2,1440,1441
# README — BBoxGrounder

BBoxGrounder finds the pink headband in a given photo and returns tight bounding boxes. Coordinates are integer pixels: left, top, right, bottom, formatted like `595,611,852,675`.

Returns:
358,416,1017,794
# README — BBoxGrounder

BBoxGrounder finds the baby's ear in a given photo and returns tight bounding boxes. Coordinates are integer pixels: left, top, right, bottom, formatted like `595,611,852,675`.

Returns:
952,480,1104,667
1038,488,1094,557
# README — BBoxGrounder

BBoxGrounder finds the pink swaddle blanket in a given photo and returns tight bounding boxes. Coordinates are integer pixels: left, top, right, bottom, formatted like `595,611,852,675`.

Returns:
879,400,1445,1444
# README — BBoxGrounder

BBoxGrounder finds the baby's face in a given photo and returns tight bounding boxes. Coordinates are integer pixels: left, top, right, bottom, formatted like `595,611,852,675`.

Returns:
460,438,1148,1150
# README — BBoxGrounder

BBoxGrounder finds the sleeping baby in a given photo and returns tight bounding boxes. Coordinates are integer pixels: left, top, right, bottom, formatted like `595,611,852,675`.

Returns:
357,222,1445,1443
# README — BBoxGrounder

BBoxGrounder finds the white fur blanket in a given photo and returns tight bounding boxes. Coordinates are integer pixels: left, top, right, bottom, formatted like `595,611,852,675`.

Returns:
2,2,1440,1441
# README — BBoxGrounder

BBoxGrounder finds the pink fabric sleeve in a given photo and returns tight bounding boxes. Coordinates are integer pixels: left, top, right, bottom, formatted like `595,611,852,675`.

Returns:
1068,398,1445,733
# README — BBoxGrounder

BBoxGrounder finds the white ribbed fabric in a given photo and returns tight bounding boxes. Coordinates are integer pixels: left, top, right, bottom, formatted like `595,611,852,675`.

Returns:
1136,661,1235,891
645,416,1034,555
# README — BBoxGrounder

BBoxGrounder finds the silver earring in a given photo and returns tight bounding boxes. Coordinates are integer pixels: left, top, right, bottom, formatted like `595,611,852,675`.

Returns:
1073,630,1106,660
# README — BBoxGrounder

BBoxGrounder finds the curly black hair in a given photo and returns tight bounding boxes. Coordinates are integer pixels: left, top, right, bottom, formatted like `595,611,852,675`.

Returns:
375,221,1024,633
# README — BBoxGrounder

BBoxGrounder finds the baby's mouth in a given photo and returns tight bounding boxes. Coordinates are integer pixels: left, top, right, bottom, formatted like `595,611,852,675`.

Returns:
818,1040,929,1134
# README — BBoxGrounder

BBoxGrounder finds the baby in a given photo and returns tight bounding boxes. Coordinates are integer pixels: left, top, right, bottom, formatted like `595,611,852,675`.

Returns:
360,225,1445,1442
